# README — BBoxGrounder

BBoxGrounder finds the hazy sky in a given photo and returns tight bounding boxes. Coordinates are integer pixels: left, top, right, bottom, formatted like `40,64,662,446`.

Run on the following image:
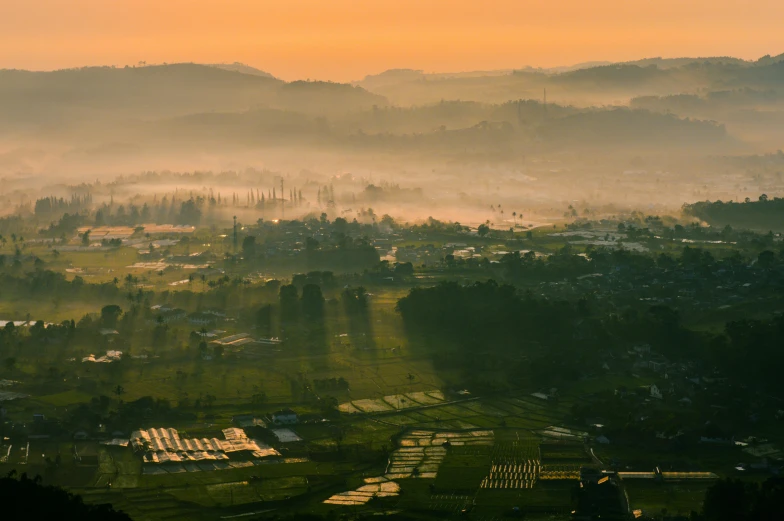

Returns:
2,0,782,81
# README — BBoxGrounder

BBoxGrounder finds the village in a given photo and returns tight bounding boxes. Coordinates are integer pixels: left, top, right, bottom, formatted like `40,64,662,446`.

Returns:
0,197,783,521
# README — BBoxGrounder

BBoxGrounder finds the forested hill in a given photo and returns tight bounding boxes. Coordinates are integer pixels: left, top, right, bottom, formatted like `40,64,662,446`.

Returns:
684,196,784,230
0,63,387,125
357,55,784,106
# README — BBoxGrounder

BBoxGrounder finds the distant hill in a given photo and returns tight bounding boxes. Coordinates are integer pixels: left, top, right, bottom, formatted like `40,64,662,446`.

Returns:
357,53,784,106
515,61,613,74
0,63,386,132
206,62,276,78
619,56,751,69
538,108,727,146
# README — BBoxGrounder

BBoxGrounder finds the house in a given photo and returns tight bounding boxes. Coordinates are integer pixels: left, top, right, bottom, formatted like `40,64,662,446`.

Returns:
161,308,187,323
271,408,298,425
188,312,217,326
149,308,187,325
650,384,663,399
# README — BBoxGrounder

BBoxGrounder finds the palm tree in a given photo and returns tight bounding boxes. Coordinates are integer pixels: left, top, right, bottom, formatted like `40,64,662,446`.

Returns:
512,211,517,227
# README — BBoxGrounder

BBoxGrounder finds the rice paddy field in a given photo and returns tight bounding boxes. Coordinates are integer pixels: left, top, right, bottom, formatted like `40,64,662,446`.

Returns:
0,241,598,520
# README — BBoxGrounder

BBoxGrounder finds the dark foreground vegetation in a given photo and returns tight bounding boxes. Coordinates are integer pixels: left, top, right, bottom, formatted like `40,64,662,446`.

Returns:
0,472,131,520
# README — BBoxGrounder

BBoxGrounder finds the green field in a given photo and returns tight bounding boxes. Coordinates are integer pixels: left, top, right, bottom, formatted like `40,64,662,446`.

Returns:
624,480,711,517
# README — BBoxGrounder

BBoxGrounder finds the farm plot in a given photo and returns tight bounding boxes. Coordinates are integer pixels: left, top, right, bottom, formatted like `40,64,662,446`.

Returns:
540,425,589,441
540,442,591,464
390,430,494,479
404,390,446,405
456,400,516,419
492,397,567,426
428,493,474,514
479,435,566,490
539,464,581,481
322,429,493,508
339,390,446,414
493,439,541,463
480,461,541,489
168,476,309,507
434,462,489,492
324,478,400,505
473,481,574,515
345,398,395,413
387,447,446,479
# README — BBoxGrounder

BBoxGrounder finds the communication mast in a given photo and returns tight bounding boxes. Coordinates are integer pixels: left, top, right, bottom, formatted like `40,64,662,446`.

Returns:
233,215,238,252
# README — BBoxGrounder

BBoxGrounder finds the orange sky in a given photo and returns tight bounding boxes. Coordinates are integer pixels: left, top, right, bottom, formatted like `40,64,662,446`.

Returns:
1,0,782,81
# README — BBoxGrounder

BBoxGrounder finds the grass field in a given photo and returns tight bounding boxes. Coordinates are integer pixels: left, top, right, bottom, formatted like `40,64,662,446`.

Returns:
167,475,309,506
624,480,710,517
433,445,492,491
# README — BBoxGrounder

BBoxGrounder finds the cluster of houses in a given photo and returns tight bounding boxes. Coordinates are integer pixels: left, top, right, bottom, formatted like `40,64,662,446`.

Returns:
81,350,123,363
130,426,280,465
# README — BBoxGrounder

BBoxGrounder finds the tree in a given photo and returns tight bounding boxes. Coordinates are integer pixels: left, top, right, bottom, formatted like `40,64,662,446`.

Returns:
301,284,325,319
279,284,299,322
758,250,776,269
81,230,91,246
242,235,256,258
329,424,345,454
100,305,123,328
305,237,319,251
477,224,490,236
256,305,272,335
394,262,414,277
213,345,224,359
